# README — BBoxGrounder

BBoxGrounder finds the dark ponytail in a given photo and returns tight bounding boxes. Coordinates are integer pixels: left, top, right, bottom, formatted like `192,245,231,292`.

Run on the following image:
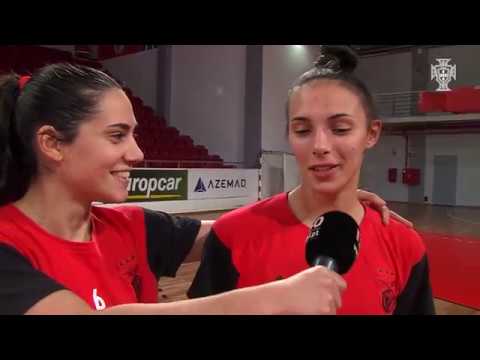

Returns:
0,73,26,205
0,63,121,206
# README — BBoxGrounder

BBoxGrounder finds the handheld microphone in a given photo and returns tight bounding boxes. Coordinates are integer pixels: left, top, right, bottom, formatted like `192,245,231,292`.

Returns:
305,211,360,275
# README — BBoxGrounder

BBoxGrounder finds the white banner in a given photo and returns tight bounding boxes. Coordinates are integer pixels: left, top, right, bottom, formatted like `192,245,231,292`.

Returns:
188,169,259,200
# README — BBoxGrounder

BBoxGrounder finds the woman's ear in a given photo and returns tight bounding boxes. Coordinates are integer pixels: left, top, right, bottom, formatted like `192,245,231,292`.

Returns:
365,119,382,149
36,125,64,162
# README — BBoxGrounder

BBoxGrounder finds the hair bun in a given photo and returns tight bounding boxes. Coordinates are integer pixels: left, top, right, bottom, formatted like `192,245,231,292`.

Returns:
314,45,358,74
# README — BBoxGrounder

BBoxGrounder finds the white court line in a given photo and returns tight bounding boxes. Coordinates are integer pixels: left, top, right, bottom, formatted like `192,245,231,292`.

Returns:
446,211,480,226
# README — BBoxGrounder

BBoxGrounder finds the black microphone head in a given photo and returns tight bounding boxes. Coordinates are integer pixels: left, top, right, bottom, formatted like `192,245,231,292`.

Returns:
305,211,360,275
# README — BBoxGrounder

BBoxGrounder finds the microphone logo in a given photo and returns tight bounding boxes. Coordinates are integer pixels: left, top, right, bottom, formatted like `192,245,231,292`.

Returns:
353,230,360,256
312,216,324,228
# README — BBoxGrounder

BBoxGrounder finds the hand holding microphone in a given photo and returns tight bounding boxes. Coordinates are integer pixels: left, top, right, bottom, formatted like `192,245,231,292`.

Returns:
271,211,360,314
280,211,359,314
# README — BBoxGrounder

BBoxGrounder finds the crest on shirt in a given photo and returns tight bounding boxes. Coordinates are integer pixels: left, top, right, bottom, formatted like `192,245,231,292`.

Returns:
117,255,141,299
381,288,396,313
377,268,397,313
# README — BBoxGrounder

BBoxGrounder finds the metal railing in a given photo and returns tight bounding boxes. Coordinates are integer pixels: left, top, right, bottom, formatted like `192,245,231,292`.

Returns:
374,91,422,118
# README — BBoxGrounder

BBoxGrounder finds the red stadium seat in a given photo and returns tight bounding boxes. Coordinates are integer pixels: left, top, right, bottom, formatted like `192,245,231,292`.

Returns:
446,86,480,113
418,91,447,113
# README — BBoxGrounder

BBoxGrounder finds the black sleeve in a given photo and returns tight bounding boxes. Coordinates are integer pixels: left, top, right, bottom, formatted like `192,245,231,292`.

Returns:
0,244,65,315
394,254,436,315
187,229,239,298
143,209,201,279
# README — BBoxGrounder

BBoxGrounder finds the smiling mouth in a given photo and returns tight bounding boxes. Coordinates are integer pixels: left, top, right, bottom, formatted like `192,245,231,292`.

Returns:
111,171,131,181
309,165,339,172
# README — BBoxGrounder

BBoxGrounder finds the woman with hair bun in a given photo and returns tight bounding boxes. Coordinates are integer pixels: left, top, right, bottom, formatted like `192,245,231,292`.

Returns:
189,46,435,315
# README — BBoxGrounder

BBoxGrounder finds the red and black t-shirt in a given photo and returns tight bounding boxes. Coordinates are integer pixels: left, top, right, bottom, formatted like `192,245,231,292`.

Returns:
0,204,200,314
188,192,435,315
